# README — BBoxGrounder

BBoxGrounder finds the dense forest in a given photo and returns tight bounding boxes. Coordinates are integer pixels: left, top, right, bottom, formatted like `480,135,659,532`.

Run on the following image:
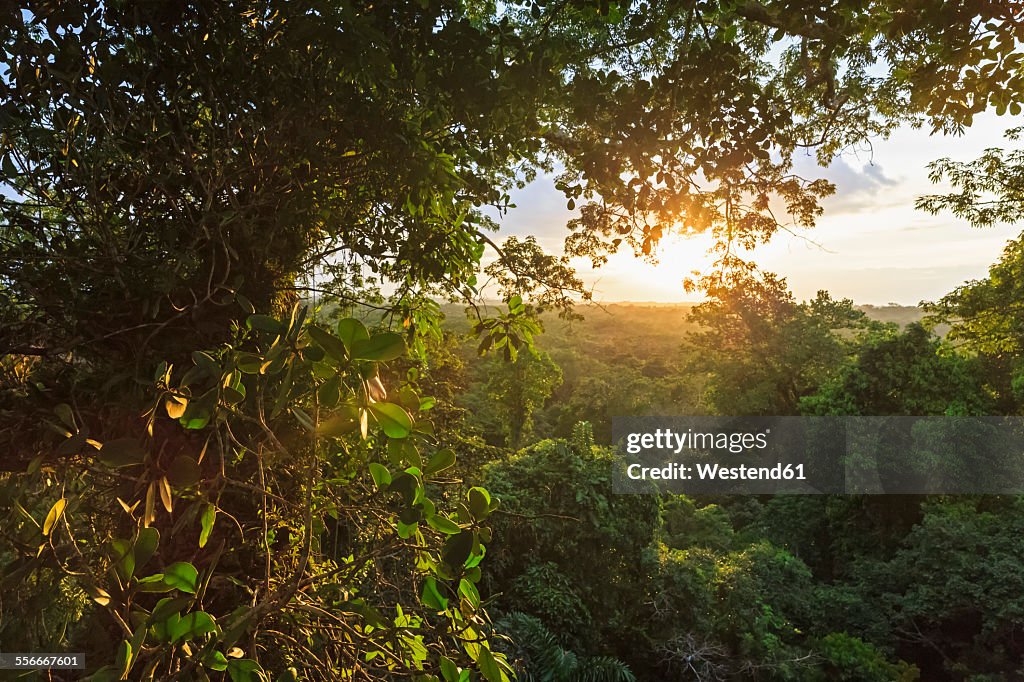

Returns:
2,1,1024,680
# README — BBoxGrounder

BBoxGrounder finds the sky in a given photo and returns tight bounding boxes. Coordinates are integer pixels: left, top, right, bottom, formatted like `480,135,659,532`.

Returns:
487,111,1024,306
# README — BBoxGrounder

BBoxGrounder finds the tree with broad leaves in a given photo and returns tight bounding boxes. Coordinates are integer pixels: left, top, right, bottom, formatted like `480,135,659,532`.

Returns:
2,1,1024,679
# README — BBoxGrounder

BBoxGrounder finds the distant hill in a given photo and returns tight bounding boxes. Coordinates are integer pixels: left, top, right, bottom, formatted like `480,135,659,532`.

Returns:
854,304,927,327
439,301,931,333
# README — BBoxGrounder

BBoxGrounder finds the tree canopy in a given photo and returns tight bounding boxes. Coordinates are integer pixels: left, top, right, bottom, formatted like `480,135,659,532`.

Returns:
3,1,1024,680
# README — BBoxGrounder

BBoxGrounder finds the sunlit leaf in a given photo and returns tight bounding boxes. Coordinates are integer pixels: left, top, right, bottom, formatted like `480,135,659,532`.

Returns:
369,463,391,489
425,448,456,476
420,577,448,610
163,561,199,593
199,503,216,548
307,324,348,363
165,394,188,419
368,402,413,438
159,476,173,513
42,497,67,536
352,332,406,361
477,646,504,682
336,318,370,351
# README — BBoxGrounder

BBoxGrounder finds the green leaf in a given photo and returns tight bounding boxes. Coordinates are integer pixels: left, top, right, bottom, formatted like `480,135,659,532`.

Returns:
247,314,283,334
421,577,448,610
426,514,461,535
168,610,218,643
236,294,255,316
388,472,419,505
199,504,216,548
54,403,76,429
439,656,460,682
368,402,413,438
99,438,146,467
42,497,67,536
149,596,191,624
205,650,229,672
192,351,219,376
442,530,474,570
166,455,202,487
181,410,211,430
291,406,315,432
135,574,172,592
336,318,370,351
115,640,132,679
459,578,481,609
397,518,418,539
387,439,420,467
425,448,456,476
223,386,245,405
134,527,160,570
236,352,262,374
477,646,504,682
318,404,360,438
163,562,199,594
111,538,136,582
369,463,392,489
317,375,342,408
467,487,491,520
352,332,406,361
307,325,348,362
227,658,263,682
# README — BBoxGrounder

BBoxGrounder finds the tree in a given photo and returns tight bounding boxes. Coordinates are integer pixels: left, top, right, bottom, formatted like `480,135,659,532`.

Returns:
0,311,512,680
871,498,1024,678
480,347,563,449
917,126,1024,228
685,268,874,415
5,0,1024,376
4,1,1024,678
802,323,991,417
479,425,661,666
496,612,636,682
916,127,1024,411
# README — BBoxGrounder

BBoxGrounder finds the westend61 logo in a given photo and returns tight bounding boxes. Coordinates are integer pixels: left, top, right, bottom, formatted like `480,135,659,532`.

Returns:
624,427,770,455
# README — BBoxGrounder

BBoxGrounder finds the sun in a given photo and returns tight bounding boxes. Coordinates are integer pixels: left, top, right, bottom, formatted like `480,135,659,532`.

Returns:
569,232,717,302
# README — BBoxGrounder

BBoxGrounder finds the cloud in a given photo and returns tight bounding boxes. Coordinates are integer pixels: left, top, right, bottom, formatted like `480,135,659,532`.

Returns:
791,153,903,214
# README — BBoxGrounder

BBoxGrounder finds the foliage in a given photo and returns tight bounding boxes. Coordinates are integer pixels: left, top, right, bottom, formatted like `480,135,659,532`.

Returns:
879,499,1024,677
816,633,918,682
496,612,636,682
4,0,1023,375
686,268,876,415
479,348,562,449
801,323,992,416
479,426,660,662
4,1,1024,680
660,496,735,552
0,310,510,681
917,127,1024,228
